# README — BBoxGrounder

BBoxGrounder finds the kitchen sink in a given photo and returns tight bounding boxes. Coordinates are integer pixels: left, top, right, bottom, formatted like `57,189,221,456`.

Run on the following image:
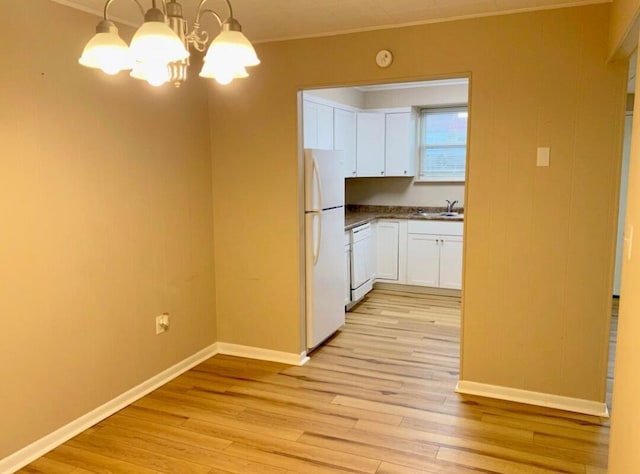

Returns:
411,211,463,218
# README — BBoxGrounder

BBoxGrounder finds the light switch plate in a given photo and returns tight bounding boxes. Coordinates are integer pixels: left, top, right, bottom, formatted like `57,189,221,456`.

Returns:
537,147,550,167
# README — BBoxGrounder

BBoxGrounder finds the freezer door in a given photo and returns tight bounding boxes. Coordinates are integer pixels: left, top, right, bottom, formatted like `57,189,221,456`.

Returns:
305,149,345,211
305,206,345,349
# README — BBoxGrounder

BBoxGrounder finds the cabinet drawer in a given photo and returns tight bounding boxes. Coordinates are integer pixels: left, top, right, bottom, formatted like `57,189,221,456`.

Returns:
408,220,463,236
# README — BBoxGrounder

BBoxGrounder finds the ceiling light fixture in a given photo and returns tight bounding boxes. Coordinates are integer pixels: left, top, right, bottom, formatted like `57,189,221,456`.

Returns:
78,0,260,87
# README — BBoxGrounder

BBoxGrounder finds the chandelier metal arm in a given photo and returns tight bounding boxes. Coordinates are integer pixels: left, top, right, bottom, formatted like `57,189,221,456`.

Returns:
187,9,223,52
194,0,232,25
102,0,145,20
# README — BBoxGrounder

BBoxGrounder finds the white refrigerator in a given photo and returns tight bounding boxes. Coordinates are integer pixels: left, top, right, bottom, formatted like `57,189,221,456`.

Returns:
305,149,345,350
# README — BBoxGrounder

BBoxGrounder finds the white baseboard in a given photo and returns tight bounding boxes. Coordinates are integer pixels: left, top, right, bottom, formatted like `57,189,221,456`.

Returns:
456,380,609,418
0,343,219,474
215,342,310,366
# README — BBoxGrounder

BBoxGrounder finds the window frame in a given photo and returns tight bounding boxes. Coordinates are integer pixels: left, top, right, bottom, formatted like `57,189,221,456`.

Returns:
417,106,469,183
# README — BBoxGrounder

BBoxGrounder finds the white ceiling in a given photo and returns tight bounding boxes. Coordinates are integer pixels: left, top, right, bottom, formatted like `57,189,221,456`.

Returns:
53,0,608,43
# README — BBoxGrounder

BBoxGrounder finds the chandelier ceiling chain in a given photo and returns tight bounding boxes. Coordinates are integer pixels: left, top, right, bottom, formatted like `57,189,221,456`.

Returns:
78,0,260,87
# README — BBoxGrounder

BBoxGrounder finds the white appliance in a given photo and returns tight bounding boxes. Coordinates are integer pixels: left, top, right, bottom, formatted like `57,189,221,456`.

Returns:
305,148,345,350
350,223,374,302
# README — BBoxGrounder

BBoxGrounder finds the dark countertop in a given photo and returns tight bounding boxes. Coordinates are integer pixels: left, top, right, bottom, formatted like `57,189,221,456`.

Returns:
344,205,464,231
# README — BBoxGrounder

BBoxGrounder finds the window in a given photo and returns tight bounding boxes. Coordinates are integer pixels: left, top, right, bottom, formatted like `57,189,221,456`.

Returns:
419,107,468,182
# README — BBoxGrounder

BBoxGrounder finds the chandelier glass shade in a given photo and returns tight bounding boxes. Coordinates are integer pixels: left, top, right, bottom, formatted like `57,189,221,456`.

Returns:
78,0,259,87
78,21,133,75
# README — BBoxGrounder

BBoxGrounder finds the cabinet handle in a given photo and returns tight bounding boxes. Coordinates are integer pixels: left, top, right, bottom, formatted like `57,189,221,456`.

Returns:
380,171,384,175
404,170,407,175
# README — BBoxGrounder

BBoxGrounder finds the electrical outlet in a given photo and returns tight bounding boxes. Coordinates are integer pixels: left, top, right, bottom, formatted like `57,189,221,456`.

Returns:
155,314,170,334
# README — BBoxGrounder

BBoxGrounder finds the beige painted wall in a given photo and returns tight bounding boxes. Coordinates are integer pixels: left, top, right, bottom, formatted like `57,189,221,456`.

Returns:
346,178,465,208
608,2,640,470
0,1,216,459
609,48,640,474
610,0,640,57
209,3,626,405
362,82,468,109
305,88,364,109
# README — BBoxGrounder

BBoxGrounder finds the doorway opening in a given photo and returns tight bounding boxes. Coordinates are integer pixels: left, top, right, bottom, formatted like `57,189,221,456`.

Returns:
299,77,471,362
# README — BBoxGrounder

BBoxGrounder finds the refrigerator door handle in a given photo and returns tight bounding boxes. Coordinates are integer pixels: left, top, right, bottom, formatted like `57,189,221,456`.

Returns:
311,154,323,212
311,210,322,265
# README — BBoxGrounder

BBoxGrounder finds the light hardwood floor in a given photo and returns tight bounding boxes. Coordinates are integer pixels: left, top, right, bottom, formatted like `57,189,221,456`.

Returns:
20,289,613,473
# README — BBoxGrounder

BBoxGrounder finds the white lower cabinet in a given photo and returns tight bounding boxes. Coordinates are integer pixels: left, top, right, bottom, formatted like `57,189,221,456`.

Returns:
406,234,440,287
438,236,464,289
376,220,399,281
346,218,462,305
406,220,463,290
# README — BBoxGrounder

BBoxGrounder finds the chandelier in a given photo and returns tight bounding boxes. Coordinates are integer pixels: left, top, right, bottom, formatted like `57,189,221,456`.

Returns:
78,0,260,87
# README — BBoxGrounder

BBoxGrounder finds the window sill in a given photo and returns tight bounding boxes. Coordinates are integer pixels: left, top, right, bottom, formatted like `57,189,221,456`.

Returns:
415,178,466,184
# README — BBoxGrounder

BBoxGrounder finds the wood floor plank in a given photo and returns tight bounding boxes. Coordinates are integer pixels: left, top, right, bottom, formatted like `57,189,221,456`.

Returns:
375,459,480,474
99,412,233,451
44,444,160,474
355,419,591,473
436,446,564,473
66,431,211,474
19,288,613,473
16,456,77,474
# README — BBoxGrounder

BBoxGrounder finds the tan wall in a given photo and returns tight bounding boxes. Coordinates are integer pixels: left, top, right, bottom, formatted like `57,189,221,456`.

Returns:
363,82,468,109
609,47,640,474
608,0,640,464
209,3,626,402
610,0,640,57
0,1,216,459
305,88,365,108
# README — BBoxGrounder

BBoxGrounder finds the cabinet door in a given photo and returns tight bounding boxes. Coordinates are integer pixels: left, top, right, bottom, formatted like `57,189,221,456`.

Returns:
385,112,415,177
376,221,399,280
303,100,333,150
356,112,385,177
334,108,357,178
317,103,334,150
439,235,463,289
303,100,318,148
407,234,440,287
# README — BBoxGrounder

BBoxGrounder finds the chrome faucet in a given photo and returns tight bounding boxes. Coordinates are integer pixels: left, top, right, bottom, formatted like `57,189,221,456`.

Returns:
446,200,458,213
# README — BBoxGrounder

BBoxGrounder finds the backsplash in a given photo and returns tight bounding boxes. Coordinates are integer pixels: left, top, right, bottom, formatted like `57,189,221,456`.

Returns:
346,204,464,214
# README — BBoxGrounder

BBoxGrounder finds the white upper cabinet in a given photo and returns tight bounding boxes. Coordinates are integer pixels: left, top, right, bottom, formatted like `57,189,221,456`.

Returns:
334,107,357,178
303,100,334,150
385,112,415,177
303,97,415,179
356,112,386,177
